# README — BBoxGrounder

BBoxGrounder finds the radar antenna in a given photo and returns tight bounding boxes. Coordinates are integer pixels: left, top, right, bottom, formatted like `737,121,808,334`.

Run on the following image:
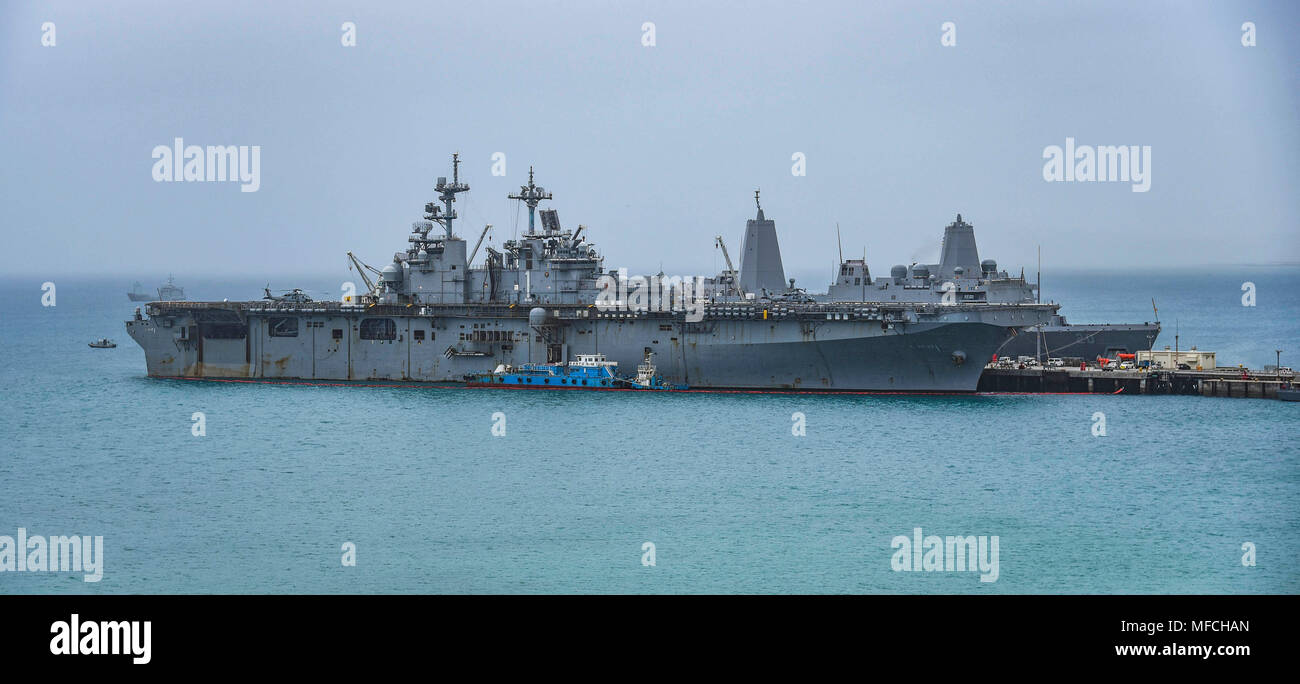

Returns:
425,153,470,238
509,166,553,233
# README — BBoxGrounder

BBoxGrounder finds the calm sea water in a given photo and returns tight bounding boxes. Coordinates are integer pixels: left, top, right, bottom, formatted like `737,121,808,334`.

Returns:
1,269,1296,594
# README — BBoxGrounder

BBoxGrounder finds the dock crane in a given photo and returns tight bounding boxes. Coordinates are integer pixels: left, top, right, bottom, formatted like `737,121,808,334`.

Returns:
346,251,381,294
714,235,742,298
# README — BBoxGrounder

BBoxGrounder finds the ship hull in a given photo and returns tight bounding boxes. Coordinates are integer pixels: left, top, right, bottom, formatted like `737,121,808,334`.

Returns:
996,323,1160,360
126,304,1038,392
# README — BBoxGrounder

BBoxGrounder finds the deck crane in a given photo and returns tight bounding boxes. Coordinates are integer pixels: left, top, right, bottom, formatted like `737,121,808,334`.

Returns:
714,235,742,298
468,224,491,265
346,251,381,294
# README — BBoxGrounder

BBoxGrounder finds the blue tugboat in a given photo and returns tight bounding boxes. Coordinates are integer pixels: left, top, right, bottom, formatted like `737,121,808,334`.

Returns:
466,352,684,390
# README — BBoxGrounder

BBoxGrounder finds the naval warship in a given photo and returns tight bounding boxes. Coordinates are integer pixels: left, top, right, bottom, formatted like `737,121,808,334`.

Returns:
125,155,1059,392
818,215,1160,360
127,282,152,302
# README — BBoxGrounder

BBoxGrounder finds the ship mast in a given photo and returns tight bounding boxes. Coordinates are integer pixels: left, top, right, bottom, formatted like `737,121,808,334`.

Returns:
509,166,553,233
426,153,470,239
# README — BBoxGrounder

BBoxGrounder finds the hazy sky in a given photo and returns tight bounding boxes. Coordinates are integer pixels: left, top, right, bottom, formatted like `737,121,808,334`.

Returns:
2,0,1296,288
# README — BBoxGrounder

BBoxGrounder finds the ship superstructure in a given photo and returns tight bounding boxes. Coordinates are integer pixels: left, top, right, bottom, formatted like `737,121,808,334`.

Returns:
125,155,1059,392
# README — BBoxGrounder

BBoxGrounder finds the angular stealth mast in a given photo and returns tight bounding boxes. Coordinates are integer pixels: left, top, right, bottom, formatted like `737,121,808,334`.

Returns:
936,214,981,279
738,189,787,296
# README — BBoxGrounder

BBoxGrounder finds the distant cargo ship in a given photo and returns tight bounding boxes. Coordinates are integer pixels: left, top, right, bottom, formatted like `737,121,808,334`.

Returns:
126,276,186,302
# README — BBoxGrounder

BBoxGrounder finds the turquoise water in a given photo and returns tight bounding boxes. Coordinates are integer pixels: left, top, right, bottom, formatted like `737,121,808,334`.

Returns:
0,270,1297,593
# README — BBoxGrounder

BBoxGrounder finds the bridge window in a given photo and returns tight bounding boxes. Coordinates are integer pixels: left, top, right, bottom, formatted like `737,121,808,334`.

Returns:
268,317,298,337
360,318,396,340
203,324,246,339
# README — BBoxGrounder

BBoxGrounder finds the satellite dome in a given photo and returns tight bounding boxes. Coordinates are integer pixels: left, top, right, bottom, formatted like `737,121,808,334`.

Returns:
890,265,907,279
981,259,997,273
953,266,966,277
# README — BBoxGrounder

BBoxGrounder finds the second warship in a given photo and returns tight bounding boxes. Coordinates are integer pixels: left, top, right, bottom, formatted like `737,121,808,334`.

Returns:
817,215,1159,360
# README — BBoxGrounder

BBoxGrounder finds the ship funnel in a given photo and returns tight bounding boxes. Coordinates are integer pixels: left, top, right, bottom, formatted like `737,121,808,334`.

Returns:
938,214,981,279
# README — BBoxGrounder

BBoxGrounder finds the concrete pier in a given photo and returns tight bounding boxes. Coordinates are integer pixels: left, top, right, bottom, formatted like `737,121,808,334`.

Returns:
978,367,1294,399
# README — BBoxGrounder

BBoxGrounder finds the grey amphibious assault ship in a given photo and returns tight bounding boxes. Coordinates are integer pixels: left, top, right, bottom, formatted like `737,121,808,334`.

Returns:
820,215,1160,360
125,155,1058,392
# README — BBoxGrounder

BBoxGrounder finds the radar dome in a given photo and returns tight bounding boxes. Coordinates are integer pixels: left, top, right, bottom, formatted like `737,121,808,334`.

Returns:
981,259,997,273
890,265,907,280
912,265,930,280
380,263,404,282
